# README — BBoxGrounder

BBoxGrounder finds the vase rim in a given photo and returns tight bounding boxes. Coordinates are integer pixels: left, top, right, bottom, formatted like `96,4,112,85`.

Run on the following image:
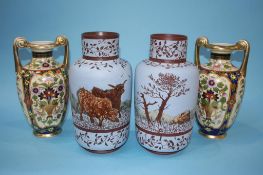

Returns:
151,34,187,41
82,32,119,39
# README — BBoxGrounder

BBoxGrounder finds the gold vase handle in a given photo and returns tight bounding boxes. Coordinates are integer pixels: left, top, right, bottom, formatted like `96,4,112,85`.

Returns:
13,36,69,73
13,37,29,73
195,36,250,76
55,35,69,69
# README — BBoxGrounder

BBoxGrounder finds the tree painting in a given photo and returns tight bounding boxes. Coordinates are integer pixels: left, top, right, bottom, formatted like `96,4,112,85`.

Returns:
138,73,189,124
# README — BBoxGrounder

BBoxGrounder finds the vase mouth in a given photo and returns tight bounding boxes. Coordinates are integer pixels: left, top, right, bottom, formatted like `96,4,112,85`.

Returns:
29,41,55,52
209,43,235,54
151,34,187,41
82,32,119,39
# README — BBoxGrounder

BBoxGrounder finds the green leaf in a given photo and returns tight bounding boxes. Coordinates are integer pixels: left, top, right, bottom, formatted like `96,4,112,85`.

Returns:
213,87,219,92
220,97,226,103
60,91,64,97
40,101,47,107
59,79,63,84
222,86,228,92
32,82,38,87
32,95,38,100
211,101,218,107
201,98,209,105
200,79,207,85
217,82,224,88
203,85,208,90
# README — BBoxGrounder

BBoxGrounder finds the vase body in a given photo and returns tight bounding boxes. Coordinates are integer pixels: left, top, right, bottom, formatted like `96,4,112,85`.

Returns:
69,32,132,153
195,37,250,139
135,34,199,154
14,36,69,137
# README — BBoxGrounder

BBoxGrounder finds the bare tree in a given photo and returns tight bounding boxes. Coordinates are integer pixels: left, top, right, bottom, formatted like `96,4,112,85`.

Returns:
140,73,189,124
137,93,157,125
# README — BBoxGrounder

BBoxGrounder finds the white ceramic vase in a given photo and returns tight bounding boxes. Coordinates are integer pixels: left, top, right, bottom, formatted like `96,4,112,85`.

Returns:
69,32,132,153
135,34,199,154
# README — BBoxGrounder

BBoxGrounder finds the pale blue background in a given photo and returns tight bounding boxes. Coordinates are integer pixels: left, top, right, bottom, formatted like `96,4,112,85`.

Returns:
0,0,262,174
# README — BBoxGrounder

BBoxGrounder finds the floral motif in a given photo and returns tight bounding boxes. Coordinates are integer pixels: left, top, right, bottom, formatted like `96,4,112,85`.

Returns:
17,68,68,130
82,39,119,57
38,87,59,101
202,59,238,72
202,90,219,101
197,67,245,135
150,39,187,60
24,57,60,70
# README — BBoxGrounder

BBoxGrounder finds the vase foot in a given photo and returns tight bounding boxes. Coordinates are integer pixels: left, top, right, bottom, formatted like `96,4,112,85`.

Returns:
33,128,62,138
199,130,226,139
81,145,122,154
144,147,178,155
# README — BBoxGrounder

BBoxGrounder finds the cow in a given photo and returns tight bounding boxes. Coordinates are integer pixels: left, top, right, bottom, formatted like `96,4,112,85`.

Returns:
91,80,127,117
78,88,119,127
171,111,191,125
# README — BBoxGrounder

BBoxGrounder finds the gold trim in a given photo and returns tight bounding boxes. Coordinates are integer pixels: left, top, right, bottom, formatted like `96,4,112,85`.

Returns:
194,36,250,76
13,35,69,72
199,130,226,139
33,128,62,138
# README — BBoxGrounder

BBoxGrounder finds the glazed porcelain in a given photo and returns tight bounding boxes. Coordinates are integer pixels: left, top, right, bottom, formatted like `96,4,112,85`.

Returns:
195,37,250,139
135,34,199,154
69,32,132,153
13,36,69,137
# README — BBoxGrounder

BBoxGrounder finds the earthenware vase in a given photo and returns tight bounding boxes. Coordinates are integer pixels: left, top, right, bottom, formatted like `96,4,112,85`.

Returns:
69,32,132,153
14,36,69,137
195,37,250,139
135,34,199,154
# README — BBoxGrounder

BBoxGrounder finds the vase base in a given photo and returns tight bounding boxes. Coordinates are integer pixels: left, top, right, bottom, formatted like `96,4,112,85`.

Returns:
199,130,226,139
144,147,178,155
81,146,122,154
33,128,62,138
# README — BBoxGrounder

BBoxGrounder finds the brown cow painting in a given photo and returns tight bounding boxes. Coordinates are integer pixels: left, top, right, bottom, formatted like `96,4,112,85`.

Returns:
91,80,127,117
78,88,119,127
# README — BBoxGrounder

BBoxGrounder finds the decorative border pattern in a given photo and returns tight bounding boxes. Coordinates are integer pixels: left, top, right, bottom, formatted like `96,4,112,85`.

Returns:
82,38,119,58
150,39,187,60
75,125,129,151
136,127,192,153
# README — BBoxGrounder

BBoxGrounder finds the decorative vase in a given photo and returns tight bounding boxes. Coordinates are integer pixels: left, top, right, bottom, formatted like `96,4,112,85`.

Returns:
13,36,69,137
69,32,132,153
195,37,250,139
135,34,199,154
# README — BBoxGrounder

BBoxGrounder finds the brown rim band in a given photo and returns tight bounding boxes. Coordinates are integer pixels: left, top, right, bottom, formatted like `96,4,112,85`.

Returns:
74,122,129,133
151,34,187,41
149,57,186,64
83,55,119,61
82,32,119,39
136,124,192,137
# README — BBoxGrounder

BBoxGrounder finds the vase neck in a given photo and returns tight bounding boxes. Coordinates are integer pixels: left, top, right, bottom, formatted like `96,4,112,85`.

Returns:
81,32,119,61
211,53,231,60
32,51,53,58
149,34,187,64
24,51,58,70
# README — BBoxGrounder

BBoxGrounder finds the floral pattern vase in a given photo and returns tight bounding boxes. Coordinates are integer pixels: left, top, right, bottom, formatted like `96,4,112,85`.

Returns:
69,32,132,153
195,37,250,139
13,36,69,137
135,34,199,154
